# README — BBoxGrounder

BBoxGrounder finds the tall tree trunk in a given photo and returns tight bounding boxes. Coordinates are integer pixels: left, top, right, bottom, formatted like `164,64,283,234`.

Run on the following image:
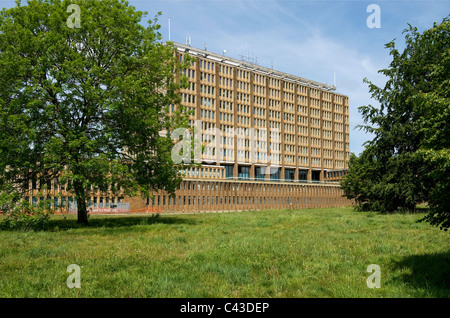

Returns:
74,180,88,224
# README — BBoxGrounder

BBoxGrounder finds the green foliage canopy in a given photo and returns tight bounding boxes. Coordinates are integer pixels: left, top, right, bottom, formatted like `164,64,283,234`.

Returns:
341,16,450,230
0,0,191,224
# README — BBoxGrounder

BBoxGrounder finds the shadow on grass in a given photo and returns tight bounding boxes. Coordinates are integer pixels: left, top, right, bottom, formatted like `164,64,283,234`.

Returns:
352,205,431,216
0,214,198,232
58,214,198,230
382,205,431,215
391,251,450,297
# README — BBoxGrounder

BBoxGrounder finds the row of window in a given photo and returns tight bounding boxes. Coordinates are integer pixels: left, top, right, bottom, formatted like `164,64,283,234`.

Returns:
200,72,214,83
185,140,347,160
181,93,195,105
269,154,281,163
269,121,281,129
269,88,280,98
199,59,214,71
181,55,348,108
253,84,265,95
237,115,250,125
237,70,250,80
196,137,347,152
179,163,348,182
25,179,123,195
200,97,215,107
200,84,214,95
181,68,195,79
323,121,332,129
284,132,295,142
236,92,250,102
284,155,295,164
219,88,233,99
285,144,296,153
284,103,295,113
219,76,233,87
200,109,215,119
268,99,281,108
219,112,233,122
284,92,295,102
219,100,233,111
325,170,347,178
253,107,266,116
323,149,333,158
268,110,281,119
284,123,295,133
310,98,321,107
23,196,122,208
237,104,250,113
297,95,308,105
311,127,321,137
183,123,347,151
323,159,334,167
254,118,266,127
219,64,233,75
254,95,265,106
253,73,265,84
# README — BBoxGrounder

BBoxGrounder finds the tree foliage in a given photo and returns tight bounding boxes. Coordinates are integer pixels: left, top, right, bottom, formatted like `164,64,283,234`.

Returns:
341,16,450,230
0,0,191,224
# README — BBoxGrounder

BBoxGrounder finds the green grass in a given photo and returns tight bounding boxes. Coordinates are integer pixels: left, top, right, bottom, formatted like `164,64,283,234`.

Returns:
0,207,449,297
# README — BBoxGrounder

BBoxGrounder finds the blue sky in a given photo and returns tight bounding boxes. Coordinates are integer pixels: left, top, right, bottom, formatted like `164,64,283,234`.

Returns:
2,0,450,155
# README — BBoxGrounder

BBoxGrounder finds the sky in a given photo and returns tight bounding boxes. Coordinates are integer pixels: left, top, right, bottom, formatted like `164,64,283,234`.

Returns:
2,0,450,155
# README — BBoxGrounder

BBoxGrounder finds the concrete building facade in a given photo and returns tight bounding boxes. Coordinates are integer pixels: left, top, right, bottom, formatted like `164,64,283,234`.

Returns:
172,42,350,183
17,42,352,214
124,42,351,213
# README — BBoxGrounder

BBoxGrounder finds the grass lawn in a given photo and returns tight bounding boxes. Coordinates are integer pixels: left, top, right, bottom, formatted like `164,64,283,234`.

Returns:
0,206,448,298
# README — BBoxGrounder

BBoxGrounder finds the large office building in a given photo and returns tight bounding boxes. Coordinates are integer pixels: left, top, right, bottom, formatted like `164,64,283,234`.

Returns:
15,42,351,215
170,42,350,182
123,42,351,213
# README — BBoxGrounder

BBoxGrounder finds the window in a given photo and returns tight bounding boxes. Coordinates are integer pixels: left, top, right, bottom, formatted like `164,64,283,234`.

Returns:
238,166,250,180
270,168,281,181
255,167,265,180
285,169,295,181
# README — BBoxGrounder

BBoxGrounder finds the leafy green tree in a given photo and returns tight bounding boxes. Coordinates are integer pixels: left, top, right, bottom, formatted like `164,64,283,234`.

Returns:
413,19,450,230
0,0,190,224
342,16,449,230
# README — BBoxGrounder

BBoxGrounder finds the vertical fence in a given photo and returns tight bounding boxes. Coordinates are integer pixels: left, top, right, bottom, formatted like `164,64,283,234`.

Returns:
129,179,351,214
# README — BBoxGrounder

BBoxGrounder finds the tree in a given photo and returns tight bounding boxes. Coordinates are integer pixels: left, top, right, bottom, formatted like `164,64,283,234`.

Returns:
413,19,450,230
341,16,450,230
0,0,191,224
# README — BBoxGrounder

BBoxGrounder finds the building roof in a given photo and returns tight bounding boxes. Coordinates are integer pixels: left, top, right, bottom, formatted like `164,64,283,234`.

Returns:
172,42,337,92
